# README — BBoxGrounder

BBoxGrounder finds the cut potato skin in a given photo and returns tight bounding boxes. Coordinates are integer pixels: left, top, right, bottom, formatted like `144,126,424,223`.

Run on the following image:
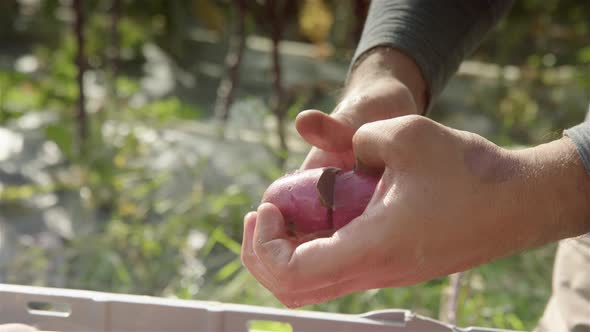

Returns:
262,167,379,235
262,168,332,234
332,170,379,230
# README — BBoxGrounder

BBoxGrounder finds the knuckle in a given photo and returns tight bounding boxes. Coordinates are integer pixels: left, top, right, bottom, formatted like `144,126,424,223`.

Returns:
255,239,281,261
264,257,298,289
384,116,436,163
353,115,439,168
255,240,271,257
388,115,432,143
241,257,260,277
240,251,248,266
240,248,254,268
253,241,303,290
356,116,433,150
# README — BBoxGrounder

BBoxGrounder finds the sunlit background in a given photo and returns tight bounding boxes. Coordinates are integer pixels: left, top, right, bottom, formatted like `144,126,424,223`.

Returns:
1,1,589,330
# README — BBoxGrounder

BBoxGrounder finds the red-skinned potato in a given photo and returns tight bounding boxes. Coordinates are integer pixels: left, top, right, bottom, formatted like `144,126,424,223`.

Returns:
261,167,380,235
332,170,380,230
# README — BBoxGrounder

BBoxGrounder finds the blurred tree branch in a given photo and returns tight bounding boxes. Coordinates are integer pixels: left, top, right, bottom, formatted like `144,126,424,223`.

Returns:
440,271,465,325
242,0,291,167
110,0,121,84
214,0,247,126
73,0,87,150
267,0,289,167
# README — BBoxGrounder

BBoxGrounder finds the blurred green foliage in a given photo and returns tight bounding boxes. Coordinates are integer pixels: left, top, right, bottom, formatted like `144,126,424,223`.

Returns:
1,1,589,331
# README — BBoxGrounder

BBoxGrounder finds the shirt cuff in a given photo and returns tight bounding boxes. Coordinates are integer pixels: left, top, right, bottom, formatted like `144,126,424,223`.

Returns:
564,121,590,177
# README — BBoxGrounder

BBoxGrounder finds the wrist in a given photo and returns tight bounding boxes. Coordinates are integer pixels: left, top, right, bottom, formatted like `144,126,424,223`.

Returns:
347,47,428,114
330,49,424,132
514,137,590,244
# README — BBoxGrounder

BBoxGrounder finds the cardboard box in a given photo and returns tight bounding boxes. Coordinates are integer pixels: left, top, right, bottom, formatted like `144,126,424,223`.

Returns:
0,284,518,332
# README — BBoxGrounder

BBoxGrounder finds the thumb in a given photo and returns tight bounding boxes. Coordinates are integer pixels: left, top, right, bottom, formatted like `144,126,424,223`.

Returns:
295,110,357,152
352,121,390,175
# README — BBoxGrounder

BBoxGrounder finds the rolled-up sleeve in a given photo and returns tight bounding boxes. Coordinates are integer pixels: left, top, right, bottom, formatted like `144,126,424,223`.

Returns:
351,0,514,109
565,121,590,176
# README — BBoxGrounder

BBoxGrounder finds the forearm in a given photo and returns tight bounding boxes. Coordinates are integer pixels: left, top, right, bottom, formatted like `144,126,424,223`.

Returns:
535,119,590,239
515,137,590,247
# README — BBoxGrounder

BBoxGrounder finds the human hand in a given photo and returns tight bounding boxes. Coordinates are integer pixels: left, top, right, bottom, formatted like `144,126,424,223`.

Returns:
296,78,417,170
242,115,590,308
297,48,426,170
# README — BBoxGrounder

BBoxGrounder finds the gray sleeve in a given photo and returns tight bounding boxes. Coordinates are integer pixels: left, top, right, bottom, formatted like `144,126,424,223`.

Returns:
565,121,590,176
350,0,514,110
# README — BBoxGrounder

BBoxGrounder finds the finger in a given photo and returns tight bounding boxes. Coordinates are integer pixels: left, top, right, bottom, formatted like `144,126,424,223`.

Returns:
272,220,418,308
242,210,357,307
241,211,257,267
300,147,355,170
243,210,368,305
295,110,356,152
244,208,347,298
249,206,412,307
241,212,283,290
253,203,374,291
253,203,296,274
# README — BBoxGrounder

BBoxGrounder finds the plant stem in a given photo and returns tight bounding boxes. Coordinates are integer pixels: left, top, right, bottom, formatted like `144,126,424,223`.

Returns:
267,0,288,166
73,0,87,150
110,0,120,86
446,272,464,325
0,76,5,122
214,0,246,126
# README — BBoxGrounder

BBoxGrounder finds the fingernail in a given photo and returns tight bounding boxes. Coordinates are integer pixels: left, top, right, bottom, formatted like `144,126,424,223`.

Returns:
258,202,272,213
258,203,280,220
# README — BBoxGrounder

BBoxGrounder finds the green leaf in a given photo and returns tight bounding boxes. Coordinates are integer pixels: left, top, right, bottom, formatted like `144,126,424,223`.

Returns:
577,46,590,63
215,229,242,255
215,258,241,281
45,124,73,159
200,227,221,257
248,320,292,332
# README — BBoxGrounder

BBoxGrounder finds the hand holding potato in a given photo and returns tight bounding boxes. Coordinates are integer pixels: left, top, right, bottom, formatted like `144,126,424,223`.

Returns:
242,116,590,308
